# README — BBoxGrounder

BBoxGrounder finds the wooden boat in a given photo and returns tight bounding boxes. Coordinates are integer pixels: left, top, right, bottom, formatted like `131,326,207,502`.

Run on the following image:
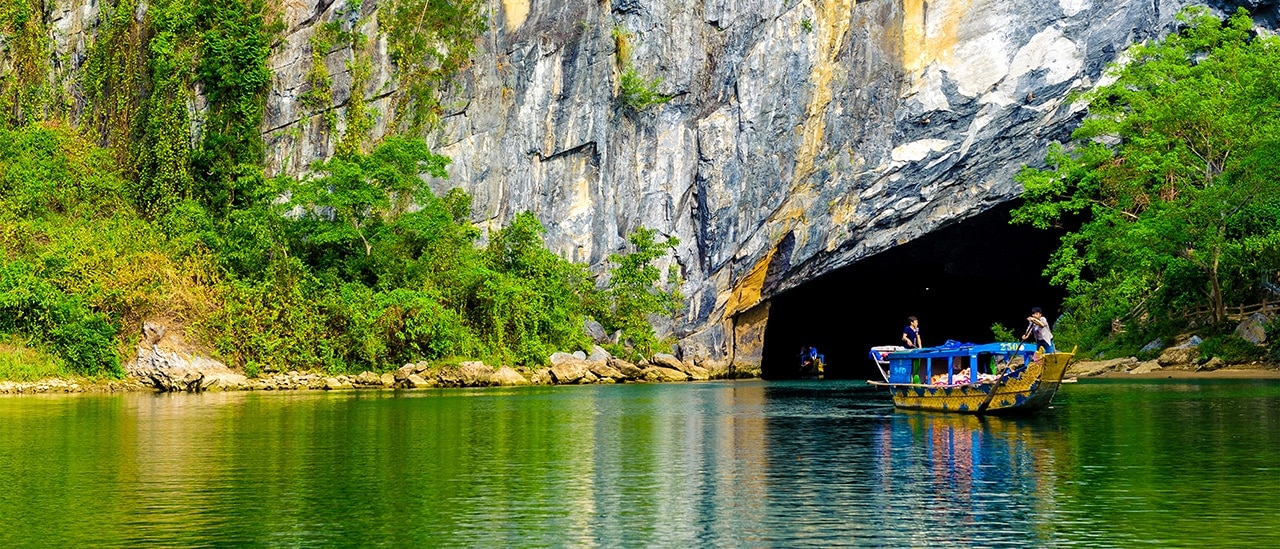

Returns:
867,342,1074,414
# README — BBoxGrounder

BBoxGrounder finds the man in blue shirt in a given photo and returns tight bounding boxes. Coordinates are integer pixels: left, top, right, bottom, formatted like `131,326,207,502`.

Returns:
902,316,921,349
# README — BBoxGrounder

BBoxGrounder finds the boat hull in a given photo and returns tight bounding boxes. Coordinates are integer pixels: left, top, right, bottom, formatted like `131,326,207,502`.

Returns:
886,352,1073,414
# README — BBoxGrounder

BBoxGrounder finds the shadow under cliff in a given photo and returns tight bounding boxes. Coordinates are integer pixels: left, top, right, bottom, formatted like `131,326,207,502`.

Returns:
760,201,1067,380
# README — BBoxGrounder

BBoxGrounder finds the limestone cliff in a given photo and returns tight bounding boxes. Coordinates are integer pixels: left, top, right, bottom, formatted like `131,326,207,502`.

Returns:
28,0,1280,368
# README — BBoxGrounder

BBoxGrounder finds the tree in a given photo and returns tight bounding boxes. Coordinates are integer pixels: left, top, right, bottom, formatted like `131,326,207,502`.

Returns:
602,227,681,358
1013,7,1280,347
291,136,450,258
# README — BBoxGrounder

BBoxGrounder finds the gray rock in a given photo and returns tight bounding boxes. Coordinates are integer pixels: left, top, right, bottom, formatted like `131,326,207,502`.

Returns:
587,345,611,362
608,357,644,379
324,377,353,390
641,366,689,383
126,324,245,392
584,318,609,343
1236,313,1268,345
456,361,494,386
572,351,587,360
531,368,554,385
355,371,382,386
1140,339,1163,353
548,352,579,366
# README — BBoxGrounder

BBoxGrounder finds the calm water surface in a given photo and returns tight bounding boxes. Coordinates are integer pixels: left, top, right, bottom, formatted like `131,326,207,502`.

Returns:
2,379,1279,547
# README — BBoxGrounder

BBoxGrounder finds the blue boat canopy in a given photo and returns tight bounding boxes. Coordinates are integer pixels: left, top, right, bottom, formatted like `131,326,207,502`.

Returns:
878,341,1038,385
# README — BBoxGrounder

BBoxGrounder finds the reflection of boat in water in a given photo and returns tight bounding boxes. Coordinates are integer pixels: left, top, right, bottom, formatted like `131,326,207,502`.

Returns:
867,342,1074,414
872,412,1068,512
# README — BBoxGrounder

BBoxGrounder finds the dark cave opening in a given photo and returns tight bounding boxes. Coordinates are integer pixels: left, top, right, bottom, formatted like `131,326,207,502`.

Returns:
760,201,1067,380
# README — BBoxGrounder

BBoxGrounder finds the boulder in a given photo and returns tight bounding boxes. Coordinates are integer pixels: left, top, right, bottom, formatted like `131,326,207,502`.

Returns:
457,361,494,386
1067,357,1137,377
686,365,711,381
355,371,382,386
588,361,626,381
608,357,644,379
651,353,687,373
324,377,353,390
549,360,590,384
405,374,431,388
379,373,396,387
641,366,689,382
1236,313,1268,345
1158,346,1199,367
1128,360,1162,374
587,345,611,362
531,368,554,385
584,318,609,344
395,364,416,382
572,350,587,360
127,322,246,392
548,352,579,366
492,367,530,386
1199,357,1225,371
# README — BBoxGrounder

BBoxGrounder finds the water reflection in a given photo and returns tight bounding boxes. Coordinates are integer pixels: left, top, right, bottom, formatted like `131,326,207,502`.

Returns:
5,381,1280,547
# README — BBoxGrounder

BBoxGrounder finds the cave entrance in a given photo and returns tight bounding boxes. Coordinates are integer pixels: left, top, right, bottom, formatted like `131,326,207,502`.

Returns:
759,201,1066,380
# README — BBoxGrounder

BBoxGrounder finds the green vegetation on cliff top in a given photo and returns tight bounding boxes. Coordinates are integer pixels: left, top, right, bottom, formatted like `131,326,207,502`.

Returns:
1014,7,1280,361
0,1,679,378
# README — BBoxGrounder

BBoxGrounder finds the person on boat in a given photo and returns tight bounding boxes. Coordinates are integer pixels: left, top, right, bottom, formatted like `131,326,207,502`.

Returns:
799,346,825,373
1022,307,1055,353
901,316,922,349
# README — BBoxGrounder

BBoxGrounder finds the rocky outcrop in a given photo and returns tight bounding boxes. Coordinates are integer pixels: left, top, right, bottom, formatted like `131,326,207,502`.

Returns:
26,0,1280,371
126,322,247,392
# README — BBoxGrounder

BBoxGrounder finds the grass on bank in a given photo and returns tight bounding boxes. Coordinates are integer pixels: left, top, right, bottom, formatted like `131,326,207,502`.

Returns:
0,337,70,382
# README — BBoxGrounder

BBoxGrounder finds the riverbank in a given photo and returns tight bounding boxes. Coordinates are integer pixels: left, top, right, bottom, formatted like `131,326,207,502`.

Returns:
0,351,759,395
1068,356,1280,380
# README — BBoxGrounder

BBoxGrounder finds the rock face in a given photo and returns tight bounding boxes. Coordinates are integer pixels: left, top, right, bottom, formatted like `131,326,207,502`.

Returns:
26,0,1280,370
127,322,247,392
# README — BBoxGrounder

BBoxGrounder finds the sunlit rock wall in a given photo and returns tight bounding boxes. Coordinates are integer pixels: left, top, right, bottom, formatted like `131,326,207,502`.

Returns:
30,0,1280,369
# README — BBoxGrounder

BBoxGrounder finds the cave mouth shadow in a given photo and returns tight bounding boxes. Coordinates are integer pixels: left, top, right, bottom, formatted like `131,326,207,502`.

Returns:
760,201,1066,380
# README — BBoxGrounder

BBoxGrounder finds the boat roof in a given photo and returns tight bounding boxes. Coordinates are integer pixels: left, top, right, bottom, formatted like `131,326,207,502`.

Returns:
887,342,1035,359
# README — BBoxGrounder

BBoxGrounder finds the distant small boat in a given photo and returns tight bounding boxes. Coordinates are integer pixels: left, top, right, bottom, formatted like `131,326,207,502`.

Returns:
867,342,1075,414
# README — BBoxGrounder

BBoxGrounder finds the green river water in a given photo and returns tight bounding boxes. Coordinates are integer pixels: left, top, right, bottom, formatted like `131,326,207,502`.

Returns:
2,379,1278,547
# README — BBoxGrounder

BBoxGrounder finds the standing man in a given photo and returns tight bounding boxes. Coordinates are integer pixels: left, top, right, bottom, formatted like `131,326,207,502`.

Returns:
1022,307,1055,353
902,316,922,349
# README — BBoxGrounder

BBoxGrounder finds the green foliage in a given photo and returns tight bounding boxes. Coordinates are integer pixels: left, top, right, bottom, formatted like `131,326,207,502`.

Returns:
0,260,121,377
0,0,55,127
383,0,487,132
292,136,451,259
0,336,68,382
0,2,653,381
612,25,671,111
1013,7,1280,352
191,0,278,215
801,19,813,34
1197,334,1265,363
990,322,1017,342
600,228,681,359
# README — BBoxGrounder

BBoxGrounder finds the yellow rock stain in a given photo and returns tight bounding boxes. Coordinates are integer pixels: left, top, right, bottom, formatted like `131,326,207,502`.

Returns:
901,0,969,74
502,0,531,33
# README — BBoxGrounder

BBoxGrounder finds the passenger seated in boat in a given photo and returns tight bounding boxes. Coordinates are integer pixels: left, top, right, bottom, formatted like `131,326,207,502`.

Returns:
799,346,825,373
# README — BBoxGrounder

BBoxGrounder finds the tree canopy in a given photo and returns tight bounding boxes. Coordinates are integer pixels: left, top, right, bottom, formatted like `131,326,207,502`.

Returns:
1013,7,1280,353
